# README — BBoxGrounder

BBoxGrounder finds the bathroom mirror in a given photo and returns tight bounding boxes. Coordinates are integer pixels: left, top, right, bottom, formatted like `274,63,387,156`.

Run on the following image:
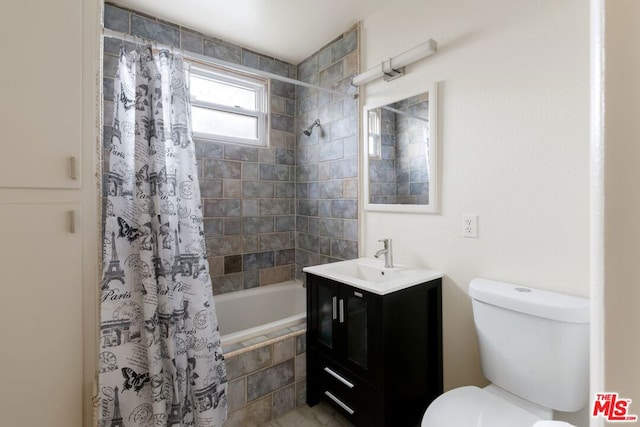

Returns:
363,83,438,213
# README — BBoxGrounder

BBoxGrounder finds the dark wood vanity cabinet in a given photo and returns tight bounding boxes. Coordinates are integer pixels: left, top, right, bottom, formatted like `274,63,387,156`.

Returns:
306,274,443,427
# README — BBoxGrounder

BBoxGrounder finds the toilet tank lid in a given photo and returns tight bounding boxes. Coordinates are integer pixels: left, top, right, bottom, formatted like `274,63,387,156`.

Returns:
469,278,589,323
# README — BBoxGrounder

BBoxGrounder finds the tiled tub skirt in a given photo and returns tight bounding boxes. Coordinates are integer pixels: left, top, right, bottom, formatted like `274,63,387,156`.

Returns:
223,326,307,426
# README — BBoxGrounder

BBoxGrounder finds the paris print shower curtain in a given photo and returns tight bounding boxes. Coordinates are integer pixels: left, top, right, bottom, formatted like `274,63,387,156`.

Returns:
98,47,227,426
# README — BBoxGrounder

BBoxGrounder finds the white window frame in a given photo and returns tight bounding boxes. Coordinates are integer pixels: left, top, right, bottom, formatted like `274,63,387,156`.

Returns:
368,108,382,158
189,64,269,146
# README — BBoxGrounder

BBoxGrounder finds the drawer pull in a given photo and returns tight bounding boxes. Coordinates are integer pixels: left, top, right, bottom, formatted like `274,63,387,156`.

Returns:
323,367,354,388
324,391,355,415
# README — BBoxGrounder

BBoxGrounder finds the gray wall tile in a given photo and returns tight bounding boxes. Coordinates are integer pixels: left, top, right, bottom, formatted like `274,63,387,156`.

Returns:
246,360,295,402
131,14,180,47
104,4,130,33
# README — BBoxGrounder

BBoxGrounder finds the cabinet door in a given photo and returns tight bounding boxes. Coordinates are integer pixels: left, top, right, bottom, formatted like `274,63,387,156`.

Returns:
0,0,83,188
339,285,380,381
308,275,340,355
0,204,84,426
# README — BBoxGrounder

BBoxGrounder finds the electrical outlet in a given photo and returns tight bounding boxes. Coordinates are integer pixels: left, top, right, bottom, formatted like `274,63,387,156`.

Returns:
462,214,478,238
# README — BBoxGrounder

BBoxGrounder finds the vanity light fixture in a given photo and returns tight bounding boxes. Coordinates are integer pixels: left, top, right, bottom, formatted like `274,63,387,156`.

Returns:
351,39,437,87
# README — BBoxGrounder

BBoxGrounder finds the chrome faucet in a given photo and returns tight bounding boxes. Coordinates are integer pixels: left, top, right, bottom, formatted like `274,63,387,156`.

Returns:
374,238,393,268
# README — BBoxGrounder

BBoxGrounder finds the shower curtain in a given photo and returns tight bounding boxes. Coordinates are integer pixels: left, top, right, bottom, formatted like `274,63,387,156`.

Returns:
99,47,227,426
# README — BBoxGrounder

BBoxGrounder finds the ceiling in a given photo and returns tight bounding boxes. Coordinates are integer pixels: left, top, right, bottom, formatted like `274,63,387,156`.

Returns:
111,0,388,64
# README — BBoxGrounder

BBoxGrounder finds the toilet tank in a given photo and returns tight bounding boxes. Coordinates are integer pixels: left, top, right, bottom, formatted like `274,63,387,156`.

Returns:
469,278,589,412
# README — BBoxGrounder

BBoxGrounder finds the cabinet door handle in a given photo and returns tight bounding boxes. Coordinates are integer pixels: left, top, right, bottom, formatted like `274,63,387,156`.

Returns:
324,367,354,388
324,391,355,415
332,296,337,320
69,156,78,180
339,299,344,323
68,210,76,234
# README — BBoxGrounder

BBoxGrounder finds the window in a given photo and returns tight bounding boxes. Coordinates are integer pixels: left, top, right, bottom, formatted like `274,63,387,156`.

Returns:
368,108,381,158
190,64,268,146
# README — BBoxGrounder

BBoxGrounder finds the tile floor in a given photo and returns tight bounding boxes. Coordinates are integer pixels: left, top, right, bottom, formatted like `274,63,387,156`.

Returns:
261,402,354,427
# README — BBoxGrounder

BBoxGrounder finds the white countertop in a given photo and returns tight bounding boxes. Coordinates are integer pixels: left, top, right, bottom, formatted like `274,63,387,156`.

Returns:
303,257,443,295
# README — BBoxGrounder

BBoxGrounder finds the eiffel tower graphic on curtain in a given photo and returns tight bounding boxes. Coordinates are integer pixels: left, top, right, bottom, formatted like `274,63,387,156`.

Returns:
103,231,125,289
109,386,124,427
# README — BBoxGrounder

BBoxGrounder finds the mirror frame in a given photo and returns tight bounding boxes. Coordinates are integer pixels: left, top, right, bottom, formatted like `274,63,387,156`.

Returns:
362,82,438,213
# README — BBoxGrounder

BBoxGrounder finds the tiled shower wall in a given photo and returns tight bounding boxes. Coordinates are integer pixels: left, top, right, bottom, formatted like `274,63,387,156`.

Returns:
103,4,298,295
294,27,361,277
102,4,360,292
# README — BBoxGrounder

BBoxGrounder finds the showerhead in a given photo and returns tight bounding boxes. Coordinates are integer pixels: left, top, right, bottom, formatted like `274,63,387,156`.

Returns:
303,119,321,136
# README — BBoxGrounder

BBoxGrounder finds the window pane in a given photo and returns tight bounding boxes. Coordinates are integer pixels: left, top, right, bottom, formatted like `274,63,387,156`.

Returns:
190,74,256,110
192,106,258,140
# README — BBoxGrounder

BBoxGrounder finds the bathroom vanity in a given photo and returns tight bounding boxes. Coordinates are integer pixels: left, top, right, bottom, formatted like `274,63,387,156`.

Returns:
304,258,443,426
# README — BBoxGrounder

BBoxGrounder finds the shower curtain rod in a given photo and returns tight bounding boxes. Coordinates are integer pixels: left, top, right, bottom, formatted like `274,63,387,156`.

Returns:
103,28,357,99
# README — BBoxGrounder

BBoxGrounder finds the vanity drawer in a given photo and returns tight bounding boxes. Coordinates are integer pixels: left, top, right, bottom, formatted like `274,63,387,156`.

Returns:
314,352,381,426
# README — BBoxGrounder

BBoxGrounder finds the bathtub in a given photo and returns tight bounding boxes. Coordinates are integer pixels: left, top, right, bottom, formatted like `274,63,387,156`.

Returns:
213,280,306,347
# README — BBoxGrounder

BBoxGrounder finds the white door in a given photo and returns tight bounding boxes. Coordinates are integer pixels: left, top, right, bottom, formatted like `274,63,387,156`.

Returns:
0,203,84,426
0,0,83,189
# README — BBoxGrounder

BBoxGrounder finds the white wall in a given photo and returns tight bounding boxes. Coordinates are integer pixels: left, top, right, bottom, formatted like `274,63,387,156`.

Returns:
361,0,590,392
603,0,640,408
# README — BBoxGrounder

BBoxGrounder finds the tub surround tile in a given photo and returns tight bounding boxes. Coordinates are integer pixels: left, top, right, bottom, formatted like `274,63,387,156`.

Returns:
272,385,296,420
243,269,260,290
259,233,294,252
206,236,243,257
247,360,295,402
224,255,242,274
272,338,295,364
104,4,130,33
180,30,203,54
260,266,292,287
195,140,224,159
203,37,242,64
203,218,222,238
200,179,223,198
294,354,306,381
296,332,306,355
226,346,273,380
224,217,242,236
228,378,246,412
131,14,180,47
204,199,241,217
207,256,224,277
212,272,243,295
222,326,307,425
295,381,307,409
242,335,270,348
243,251,275,271
275,249,296,266
225,395,272,426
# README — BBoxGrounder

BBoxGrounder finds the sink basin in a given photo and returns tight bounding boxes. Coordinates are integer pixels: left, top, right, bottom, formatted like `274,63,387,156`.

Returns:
303,257,443,295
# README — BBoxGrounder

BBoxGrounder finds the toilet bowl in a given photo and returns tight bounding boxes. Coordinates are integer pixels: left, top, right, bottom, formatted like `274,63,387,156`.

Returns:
421,278,589,427
421,385,543,427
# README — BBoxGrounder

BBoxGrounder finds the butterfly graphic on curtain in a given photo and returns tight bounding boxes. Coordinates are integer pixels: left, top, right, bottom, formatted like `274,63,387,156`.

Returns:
117,217,142,242
122,367,151,395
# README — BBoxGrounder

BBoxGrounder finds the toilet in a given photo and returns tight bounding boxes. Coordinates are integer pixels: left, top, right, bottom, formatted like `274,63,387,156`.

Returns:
422,278,589,427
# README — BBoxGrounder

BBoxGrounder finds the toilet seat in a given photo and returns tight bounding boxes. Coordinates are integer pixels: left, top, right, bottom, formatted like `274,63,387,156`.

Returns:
421,386,542,427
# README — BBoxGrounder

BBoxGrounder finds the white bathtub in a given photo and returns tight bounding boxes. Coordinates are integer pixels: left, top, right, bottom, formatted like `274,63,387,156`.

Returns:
213,281,306,346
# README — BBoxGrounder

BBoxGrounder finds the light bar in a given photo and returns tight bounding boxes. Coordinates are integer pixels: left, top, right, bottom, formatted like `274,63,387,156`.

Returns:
351,39,437,87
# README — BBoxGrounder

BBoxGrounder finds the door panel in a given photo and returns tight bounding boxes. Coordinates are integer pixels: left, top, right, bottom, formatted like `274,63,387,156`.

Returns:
0,204,83,426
